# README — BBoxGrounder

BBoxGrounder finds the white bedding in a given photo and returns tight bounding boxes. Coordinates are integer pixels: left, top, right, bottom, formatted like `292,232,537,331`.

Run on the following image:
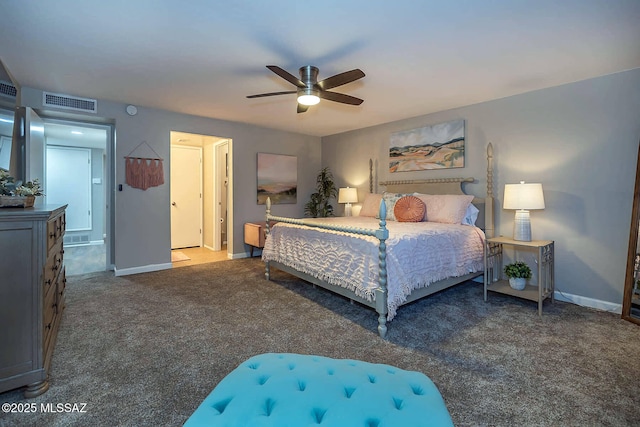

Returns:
261,217,485,320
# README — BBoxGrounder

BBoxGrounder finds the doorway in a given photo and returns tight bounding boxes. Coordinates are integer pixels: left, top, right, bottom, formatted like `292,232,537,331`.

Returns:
43,119,112,275
170,131,231,266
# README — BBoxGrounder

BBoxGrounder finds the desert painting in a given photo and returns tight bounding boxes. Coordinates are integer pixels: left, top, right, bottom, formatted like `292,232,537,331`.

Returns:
257,153,297,204
389,119,465,172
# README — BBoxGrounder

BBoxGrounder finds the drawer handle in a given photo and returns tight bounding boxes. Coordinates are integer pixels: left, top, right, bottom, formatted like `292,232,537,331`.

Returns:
45,279,52,286
46,323,51,330
49,232,55,238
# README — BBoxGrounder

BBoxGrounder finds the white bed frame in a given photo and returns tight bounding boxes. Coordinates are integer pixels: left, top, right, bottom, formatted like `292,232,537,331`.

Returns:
264,143,495,338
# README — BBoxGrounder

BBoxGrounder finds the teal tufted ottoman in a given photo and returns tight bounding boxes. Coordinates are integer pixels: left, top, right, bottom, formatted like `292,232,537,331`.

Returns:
184,353,453,427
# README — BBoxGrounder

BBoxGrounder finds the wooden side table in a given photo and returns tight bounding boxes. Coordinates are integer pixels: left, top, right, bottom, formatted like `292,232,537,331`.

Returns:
484,236,554,315
244,221,276,257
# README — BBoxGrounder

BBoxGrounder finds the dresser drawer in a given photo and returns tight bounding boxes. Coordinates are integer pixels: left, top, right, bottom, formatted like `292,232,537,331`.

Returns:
57,267,66,313
46,213,65,253
43,241,63,289
43,282,57,349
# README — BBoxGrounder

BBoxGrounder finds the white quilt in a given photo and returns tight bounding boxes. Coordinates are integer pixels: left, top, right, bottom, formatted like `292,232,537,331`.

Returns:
261,217,485,320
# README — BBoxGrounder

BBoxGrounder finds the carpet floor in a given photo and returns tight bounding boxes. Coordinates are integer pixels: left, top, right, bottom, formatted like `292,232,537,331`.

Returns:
1,258,639,426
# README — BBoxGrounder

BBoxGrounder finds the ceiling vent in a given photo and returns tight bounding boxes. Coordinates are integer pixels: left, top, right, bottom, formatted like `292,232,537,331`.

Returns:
0,80,17,99
43,91,97,113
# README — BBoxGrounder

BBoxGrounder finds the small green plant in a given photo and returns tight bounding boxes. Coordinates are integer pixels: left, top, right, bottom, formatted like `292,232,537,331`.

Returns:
0,170,43,196
15,179,43,196
504,261,532,279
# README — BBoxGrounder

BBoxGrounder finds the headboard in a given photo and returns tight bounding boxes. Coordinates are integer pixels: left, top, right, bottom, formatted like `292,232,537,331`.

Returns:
371,143,495,237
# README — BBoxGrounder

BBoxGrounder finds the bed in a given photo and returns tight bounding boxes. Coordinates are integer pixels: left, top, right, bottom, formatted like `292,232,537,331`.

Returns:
262,144,495,338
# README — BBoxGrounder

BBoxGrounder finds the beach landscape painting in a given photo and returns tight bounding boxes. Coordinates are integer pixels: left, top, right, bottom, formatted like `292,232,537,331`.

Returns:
257,153,297,204
389,119,465,172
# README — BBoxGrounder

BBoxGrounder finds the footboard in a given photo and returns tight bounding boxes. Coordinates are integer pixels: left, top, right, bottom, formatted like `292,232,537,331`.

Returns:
265,197,390,338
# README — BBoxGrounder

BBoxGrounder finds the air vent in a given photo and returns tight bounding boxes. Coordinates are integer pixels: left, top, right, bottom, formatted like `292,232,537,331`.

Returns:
43,91,97,113
0,80,17,99
64,234,91,246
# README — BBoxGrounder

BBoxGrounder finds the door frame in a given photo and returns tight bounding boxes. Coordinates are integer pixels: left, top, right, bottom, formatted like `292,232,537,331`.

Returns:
213,139,228,251
41,116,114,270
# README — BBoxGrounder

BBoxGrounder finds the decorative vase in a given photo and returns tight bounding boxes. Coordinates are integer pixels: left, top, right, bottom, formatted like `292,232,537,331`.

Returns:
509,277,526,291
0,195,36,208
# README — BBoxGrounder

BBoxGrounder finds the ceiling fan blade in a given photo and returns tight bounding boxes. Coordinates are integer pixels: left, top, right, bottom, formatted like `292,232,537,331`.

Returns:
319,91,364,106
266,65,306,88
246,91,296,99
297,103,309,114
316,69,365,91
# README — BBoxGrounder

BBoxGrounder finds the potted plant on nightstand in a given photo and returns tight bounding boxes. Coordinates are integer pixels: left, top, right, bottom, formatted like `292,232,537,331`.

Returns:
0,170,44,208
504,261,532,291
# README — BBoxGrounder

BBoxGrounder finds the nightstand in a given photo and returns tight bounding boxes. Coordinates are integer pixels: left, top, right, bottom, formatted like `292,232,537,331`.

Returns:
484,236,554,315
244,221,276,257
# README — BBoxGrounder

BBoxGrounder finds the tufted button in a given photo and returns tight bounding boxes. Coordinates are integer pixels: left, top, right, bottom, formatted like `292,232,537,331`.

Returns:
393,397,404,410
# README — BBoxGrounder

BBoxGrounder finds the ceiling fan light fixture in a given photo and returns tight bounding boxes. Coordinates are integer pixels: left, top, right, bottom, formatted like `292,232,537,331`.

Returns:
297,94,320,106
297,87,320,106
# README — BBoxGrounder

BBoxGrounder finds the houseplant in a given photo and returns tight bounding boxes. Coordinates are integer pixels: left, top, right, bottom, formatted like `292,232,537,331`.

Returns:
0,170,43,208
504,260,532,290
304,167,338,218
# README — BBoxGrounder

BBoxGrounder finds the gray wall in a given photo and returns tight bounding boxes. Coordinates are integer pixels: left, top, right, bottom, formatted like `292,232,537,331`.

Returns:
322,69,640,309
20,87,321,271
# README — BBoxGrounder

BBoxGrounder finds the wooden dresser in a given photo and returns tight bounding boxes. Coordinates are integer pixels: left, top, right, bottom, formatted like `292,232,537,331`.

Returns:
0,204,67,397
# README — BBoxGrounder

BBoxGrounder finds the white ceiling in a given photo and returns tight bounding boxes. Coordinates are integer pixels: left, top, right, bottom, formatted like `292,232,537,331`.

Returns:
1,0,639,137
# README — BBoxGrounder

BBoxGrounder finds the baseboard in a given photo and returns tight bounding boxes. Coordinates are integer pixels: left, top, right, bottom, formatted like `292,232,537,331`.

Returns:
554,290,622,314
114,262,172,277
230,252,251,259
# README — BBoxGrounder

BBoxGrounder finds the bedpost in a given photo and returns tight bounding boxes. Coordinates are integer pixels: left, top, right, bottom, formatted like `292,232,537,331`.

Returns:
375,200,389,338
485,143,495,238
369,158,373,194
265,197,271,280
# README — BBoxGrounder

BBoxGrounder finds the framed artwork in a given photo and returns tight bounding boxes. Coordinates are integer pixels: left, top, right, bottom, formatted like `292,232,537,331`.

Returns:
389,119,465,172
257,153,297,205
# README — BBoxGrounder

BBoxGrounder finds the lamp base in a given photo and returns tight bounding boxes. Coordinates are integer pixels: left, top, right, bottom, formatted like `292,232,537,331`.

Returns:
344,203,353,217
513,210,531,241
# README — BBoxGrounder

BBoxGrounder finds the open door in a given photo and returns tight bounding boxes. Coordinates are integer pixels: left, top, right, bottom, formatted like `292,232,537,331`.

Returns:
170,145,202,249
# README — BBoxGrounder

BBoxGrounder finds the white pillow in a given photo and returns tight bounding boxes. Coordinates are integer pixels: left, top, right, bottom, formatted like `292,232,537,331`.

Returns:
359,193,383,217
462,203,479,226
413,193,474,224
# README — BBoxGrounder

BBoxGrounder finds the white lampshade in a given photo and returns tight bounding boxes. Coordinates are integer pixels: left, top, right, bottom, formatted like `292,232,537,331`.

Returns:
338,187,358,204
338,187,358,217
503,182,545,210
503,181,545,241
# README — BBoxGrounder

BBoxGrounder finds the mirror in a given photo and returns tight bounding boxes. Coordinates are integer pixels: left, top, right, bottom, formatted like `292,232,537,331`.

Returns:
622,141,640,324
0,58,18,173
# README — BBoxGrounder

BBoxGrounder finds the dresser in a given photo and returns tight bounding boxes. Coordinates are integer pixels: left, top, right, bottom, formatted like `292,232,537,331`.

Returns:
0,204,67,397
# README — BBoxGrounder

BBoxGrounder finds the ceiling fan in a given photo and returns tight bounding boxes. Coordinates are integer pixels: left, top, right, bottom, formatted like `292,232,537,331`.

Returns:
247,65,365,113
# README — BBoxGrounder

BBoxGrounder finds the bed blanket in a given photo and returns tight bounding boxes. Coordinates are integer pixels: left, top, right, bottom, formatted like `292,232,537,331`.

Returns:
262,217,484,320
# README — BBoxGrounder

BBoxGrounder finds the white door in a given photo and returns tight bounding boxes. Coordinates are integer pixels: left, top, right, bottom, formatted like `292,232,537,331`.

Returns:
171,145,202,249
46,146,92,230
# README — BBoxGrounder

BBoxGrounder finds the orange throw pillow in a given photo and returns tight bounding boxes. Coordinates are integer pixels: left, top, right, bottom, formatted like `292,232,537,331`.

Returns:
393,195,426,222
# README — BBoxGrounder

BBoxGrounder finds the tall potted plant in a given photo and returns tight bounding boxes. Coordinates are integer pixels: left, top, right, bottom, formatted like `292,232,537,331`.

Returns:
304,167,337,217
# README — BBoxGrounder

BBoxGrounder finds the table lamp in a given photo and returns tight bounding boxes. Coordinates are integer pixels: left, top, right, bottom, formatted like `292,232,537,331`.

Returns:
338,187,358,217
503,181,545,241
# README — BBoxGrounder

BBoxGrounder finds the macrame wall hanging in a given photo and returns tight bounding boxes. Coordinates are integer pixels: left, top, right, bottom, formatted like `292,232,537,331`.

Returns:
124,141,164,190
